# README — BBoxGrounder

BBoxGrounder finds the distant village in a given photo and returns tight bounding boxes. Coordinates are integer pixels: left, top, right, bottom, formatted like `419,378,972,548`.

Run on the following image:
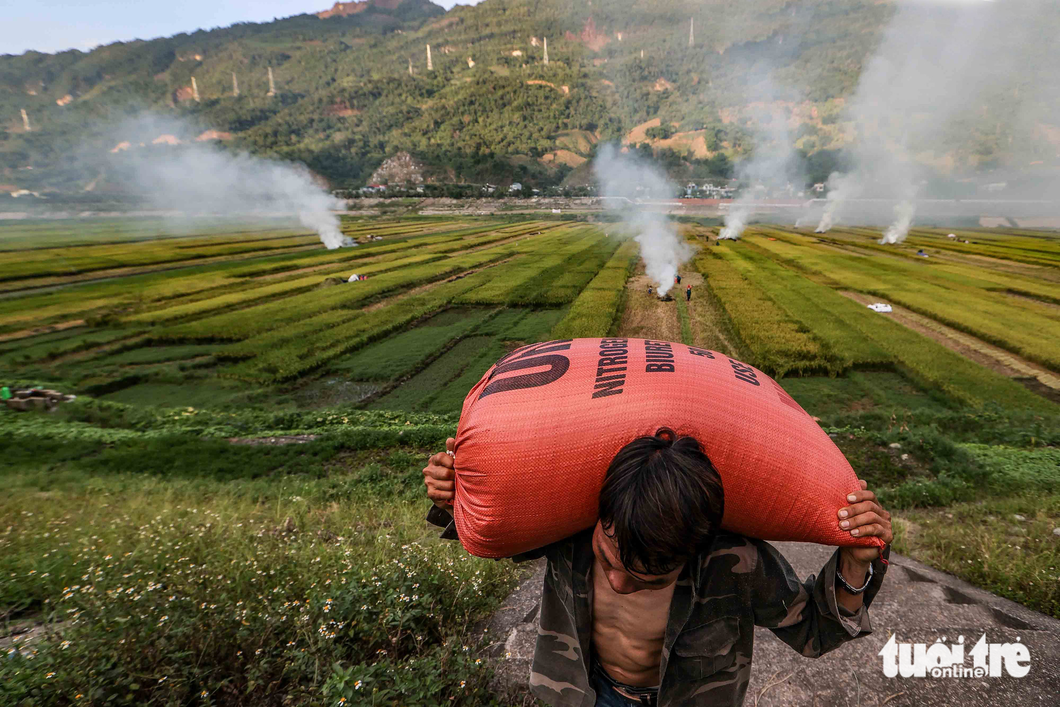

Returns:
345,179,826,201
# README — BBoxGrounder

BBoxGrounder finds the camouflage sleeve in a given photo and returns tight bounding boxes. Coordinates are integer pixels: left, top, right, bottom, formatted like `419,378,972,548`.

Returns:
748,540,889,658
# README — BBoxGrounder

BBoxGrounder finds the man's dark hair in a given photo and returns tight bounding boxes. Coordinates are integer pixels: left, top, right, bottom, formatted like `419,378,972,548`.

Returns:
598,428,724,576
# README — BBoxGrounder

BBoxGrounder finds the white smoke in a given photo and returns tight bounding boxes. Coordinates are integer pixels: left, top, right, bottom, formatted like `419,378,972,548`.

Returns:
881,199,916,244
107,114,348,249
721,86,803,240
718,213,746,241
593,144,695,296
815,172,862,233
814,0,1060,238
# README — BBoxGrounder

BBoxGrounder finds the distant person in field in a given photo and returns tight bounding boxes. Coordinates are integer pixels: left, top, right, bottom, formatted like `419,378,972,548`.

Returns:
424,430,892,707
686,284,692,302
647,284,653,296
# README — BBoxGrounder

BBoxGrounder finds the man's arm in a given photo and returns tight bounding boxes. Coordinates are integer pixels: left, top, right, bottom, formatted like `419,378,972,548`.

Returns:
834,481,894,614
749,480,893,658
422,440,557,564
749,540,889,658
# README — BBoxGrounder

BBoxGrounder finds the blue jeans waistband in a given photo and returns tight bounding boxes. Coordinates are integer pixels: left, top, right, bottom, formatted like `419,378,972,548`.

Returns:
591,659,659,705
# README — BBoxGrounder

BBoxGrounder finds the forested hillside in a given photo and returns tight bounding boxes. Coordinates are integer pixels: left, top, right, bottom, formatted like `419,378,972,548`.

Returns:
1,0,1054,193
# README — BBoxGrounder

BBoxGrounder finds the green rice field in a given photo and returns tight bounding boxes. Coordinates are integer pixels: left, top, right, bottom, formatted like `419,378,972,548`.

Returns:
1,215,1058,705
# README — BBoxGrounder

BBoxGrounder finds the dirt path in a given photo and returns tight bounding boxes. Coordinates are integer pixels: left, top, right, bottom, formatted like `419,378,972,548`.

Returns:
0,319,86,343
682,271,738,355
842,291,1060,401
616,264,683,342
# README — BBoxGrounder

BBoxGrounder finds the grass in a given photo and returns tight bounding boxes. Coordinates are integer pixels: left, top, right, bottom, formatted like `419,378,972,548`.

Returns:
159,247,514,343
0,329,141,365
124,253,447,325
894,488,1060,619
0,221,530,334
454,227,603,306
716,242,891,370
100,378,261,409
219,261,511,383
359,304,568,414
724,233,1054,412
530,237,622,305
95,344,219,365
0,431,523,706
804,280,1054,412
426,340,511,414
0,231,317,282
498,308,568,343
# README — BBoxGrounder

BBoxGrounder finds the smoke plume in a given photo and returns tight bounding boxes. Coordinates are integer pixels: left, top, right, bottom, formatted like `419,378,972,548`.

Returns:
107,114,348,248
814,0,1060,240
720,84,803,240
881,198,917,244
815,172,862,234
593,144,695,296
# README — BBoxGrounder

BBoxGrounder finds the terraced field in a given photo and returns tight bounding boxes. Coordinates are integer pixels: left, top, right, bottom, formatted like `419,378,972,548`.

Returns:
0,217,624,410
3,217,1058,415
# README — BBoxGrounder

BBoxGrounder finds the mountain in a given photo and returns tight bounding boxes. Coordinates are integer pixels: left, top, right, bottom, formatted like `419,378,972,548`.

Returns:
1,0,1057,195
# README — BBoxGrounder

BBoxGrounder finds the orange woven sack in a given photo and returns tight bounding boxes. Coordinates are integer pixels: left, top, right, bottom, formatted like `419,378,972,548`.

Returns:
452,338,884,559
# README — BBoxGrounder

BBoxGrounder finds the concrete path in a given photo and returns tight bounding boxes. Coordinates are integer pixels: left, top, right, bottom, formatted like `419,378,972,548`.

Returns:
481,543,1060,706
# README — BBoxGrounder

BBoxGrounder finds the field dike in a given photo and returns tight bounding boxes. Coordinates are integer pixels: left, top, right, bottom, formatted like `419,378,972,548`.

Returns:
0,319,86,343
842,291,1060,403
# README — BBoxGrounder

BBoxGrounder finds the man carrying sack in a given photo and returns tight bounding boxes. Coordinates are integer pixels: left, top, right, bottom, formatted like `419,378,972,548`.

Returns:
424,428,892,707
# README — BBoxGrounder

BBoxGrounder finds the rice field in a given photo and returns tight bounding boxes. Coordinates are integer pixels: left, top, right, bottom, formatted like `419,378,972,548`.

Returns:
1,215,1058,705
3,215,1057,419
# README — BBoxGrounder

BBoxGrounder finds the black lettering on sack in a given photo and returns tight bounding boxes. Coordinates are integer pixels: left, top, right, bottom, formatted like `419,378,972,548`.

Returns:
480,340,572,398
687,346,716,359
644,340,676,373
771,379,805,413
593,338,629,399
593,379,625,398
490,340,573,372
728,358,761,386
480,354,570,398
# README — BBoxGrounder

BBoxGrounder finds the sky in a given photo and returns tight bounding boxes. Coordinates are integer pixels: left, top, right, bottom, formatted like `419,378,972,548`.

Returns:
0,0,483,56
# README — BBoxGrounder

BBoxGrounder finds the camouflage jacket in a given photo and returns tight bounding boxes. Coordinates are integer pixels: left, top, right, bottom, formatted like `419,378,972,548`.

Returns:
515,528,889,707
425,507,889,707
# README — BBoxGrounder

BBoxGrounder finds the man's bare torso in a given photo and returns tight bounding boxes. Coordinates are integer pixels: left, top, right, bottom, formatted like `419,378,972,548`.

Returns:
590,554,677,687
